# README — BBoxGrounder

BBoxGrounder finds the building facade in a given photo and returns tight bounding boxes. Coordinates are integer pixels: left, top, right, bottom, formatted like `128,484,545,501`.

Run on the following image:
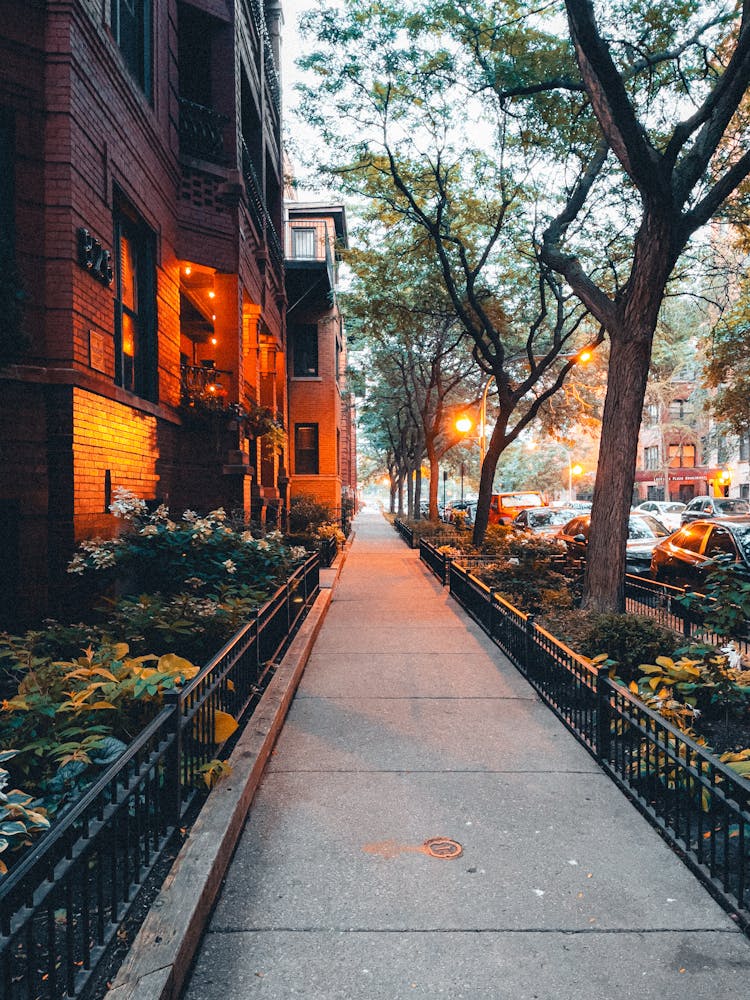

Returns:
285,200,356,515
0,1,354,625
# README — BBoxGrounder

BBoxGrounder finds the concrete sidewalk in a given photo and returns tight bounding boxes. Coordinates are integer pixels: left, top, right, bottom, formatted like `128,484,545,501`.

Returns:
183,509,750,999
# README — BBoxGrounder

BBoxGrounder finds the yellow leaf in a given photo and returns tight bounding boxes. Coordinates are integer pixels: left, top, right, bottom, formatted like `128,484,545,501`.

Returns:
226,679,235,692
89,701,117,710
158,653,199,679
111,643,130,660
655,656,675,668
0,860,7,874
213,710,238,743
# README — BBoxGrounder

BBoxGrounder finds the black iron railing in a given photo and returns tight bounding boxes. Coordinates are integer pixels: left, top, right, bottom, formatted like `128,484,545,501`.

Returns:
0,555,319,999
240,140,284,275
446,559,750,931
178,97,229,163
393,518,415,547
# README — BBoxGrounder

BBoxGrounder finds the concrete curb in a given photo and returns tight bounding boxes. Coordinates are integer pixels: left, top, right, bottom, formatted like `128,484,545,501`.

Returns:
107,586,333,1000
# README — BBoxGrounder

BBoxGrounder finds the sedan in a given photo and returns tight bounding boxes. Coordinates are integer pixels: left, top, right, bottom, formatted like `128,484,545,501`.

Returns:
556,513,672,575
513,506,579,535
650,516,750,586
680,495,750,524
632,500,686,531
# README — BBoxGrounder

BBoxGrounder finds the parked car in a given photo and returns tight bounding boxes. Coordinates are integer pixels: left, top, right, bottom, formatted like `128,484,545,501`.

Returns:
556,512,672,575
513,506,579,535
488,491,545,525
444,500,477,525
632,500,686,532
650,516,750,586
680,495,750,524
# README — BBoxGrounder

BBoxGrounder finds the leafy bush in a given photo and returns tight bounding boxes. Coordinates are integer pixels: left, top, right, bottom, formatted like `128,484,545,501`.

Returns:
678,557,750,639
288,495,333,534
0,639,199,823
67,489,300,597
577,613,682,683
0,751,50,875
636,645,750,724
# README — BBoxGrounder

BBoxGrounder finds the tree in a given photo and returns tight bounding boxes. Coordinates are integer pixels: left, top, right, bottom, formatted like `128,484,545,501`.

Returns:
298,1,604,544
536,1,750,609
344,224,480,519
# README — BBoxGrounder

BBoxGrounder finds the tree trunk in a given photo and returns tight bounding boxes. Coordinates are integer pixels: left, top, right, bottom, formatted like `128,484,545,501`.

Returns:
397,472,404,516
472,414,508,546
406,466,414,518
582,332,652,611
414,466,423,519
427,444,440,520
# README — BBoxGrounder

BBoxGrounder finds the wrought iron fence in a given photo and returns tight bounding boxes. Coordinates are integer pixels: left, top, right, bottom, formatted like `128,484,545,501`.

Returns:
393,518,415,547
447,560,750,932
0,555,320,999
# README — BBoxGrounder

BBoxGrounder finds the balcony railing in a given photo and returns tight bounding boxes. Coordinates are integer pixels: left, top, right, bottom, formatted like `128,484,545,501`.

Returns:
240,140,284,275
247,0,281,113
178,97,229,164
180,362,233,408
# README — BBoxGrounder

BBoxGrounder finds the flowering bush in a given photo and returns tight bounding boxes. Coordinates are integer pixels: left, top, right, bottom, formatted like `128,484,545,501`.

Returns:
68,488,303,596
317,521,346,550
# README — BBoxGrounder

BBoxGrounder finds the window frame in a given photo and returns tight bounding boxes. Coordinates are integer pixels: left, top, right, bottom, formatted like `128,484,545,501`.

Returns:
111,0,153,99
294,422,319,475
292,323,319,378
113,201,158,401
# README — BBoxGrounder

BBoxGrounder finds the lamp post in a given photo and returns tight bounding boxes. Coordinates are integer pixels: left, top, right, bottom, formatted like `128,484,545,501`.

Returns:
568,461,583,502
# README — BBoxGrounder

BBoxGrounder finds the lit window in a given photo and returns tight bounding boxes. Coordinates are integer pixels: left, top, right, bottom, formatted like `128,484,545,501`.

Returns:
114,202,157,400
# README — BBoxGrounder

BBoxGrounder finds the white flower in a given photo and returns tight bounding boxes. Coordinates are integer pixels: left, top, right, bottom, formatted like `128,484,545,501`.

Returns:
67,555,87,575
165,520,177,532
222,559,237,574
290,546,308,560
140,524,159,536
91,548,117,569
207,507,227,522
109,487,148,520
721,642,743,671
691,707,702,719
240,530,256,544
507,557,520,566
267,530,282,541
182,509,197,522
257,539,270,551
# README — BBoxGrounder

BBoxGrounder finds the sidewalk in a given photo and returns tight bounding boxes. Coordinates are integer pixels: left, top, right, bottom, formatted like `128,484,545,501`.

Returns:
183,508,750,999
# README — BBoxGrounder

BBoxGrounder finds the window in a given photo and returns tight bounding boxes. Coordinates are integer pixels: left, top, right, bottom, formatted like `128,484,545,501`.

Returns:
674,525,709,554
113,202,157,400
706,527,738,559
292,324,318,376
291,227,316,259
111,0,152,98
295,423,319,475
669,398,691,421
668,443,695,467
717,434,729,465
645,403,659,425
740,435,750,462
644,445,660,470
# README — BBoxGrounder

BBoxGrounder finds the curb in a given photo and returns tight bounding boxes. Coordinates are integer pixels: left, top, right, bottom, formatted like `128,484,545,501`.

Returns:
107,586,333,1000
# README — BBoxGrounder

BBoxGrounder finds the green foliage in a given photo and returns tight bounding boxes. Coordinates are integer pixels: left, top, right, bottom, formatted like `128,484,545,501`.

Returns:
678,557,750,640
288,495,333,534
0,640,199,827
577,613,681,683
67,489,300,597
0,751,50,875
471,533,573,614
636,648,750,722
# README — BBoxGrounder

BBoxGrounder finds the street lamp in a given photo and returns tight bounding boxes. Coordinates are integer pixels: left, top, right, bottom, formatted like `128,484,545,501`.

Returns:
568,461,583,502
455,415,473,503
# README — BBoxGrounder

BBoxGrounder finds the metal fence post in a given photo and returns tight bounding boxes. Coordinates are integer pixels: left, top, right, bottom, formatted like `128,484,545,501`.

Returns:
596,668,610,763
163,689,183,828
525,614,535,672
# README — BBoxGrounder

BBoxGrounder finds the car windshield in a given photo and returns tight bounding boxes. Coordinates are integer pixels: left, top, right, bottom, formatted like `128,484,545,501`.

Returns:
529,508,574,527
503,493,542,507
628,515,670,539
715,499,750,515
664,503,685,512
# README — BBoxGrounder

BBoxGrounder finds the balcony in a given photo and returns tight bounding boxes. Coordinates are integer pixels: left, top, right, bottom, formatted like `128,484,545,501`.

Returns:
178,98,229,164
240,139,284,275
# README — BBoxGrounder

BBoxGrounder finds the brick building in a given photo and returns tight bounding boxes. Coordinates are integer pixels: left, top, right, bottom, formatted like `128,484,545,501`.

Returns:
285,200,356,514
0,1,355,625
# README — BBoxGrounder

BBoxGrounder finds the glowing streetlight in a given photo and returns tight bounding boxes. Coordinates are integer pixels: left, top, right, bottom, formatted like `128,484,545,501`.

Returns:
569,462,583,502
456,415,473,434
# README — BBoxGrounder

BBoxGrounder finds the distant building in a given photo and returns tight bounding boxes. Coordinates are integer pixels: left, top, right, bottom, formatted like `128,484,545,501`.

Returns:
285,200,357,515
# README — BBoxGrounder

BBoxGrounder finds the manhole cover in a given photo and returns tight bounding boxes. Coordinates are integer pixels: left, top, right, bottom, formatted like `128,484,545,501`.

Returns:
423,837,463,859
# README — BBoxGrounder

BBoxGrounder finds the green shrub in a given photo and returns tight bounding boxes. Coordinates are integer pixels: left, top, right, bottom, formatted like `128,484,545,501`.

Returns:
577,613,681,683
288,495,332,534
